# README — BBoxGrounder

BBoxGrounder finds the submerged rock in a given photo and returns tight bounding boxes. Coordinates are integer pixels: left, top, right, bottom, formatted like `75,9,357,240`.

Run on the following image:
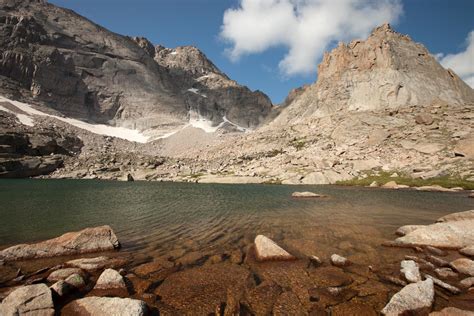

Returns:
430,307,474,315
94,268,126,290
401,260,421,283
381,279,434,315
424,274,460,295
50,273,85,297
67,256,112,271
62,296,147,316
0,284,55,316
450,258,474,276
291,191,327,198
330,254,351,267
0,226,120,261
460,245,474,257
254,235,295,261
459,277,474,289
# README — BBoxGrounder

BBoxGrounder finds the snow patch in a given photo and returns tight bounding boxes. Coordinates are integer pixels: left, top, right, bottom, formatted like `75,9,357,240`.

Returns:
0,104,34,126
170,51,178,55
0,96,149,143
189,110,224,133
187,88,207,98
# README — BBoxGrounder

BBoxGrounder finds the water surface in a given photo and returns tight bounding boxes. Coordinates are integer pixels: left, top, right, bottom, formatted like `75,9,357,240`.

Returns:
1,179,472,264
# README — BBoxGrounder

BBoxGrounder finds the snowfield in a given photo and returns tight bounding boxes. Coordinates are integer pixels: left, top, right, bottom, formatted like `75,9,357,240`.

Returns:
0,96,149,143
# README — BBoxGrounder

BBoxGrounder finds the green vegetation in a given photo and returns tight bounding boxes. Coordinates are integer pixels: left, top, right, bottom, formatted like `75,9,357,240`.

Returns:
290,137,307,151
336,171,474,190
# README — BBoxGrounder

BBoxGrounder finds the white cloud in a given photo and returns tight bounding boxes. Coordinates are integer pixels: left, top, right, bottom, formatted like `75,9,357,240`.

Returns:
439,31,474,88
220,0,403,76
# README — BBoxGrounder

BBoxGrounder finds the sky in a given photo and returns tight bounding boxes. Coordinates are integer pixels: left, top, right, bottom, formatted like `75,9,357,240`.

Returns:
49,0,474,104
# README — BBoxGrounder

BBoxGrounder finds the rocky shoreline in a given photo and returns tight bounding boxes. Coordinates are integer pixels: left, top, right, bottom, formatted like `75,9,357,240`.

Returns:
1,210,474,315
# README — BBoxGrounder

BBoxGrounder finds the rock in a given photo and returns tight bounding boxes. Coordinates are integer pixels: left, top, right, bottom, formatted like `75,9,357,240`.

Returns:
0,284,54,316
425,246,447,256
62,297,147,316
382,181,410,189
460,245,474,257
394,220,474,249
430,307,474,316
132,259,174,277
309,255,322,267
424,274,460,295
450,258,474,276
0,226,120,261
395,225,425,236
434,268,457,279
47,268,85,282
400,260,421,283
67,256,111,271
291,191,327,198
330,254,351,267
369,181,379,187
454,137,474,159
254,235,295,261
94,268,126,290
415,113,434,125
381,279,434,316
469,193,474,198
416,185,457,192
459,277,474,289
50,272,86,297
127,173,134,182
437,210,474,222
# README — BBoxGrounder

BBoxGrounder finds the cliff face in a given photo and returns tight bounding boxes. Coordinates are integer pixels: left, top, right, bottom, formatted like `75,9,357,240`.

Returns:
0,0,272,136
274,24,474,125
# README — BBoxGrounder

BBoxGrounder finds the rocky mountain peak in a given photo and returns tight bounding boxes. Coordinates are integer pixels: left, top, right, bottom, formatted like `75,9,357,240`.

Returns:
275,23,474,125
154,45,224,78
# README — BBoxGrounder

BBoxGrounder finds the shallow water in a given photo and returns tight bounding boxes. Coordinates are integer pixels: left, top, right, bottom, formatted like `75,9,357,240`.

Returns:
0,179,472,260
1,179,474,313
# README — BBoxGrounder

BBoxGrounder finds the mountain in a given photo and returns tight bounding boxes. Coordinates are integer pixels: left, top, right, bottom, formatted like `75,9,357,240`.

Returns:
272,23,474,126
161,24,473,186
0,0,272,137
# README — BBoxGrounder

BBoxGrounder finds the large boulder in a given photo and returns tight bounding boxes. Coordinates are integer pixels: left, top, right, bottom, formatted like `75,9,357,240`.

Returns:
61,297,147,316
381,279,434,315
254,235,295,261
47,268,86,282
0,284,55,316
394,220,474,249
437,210,474,223
0,226,120,261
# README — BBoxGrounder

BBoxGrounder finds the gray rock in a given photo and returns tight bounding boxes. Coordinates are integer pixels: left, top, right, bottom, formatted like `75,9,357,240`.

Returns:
0,284,54,316
0,226,119,261
395,225,425,236
62,297,147,316
400,260,421,283
94,268,126,290
254,235,295,261
330,254,351,267
381,279,434,316
394,219,474,249
47,268,85,282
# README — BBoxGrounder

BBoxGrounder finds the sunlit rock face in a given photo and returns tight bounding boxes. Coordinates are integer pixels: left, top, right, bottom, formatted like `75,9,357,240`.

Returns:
273,23,474,126
0,0,272,136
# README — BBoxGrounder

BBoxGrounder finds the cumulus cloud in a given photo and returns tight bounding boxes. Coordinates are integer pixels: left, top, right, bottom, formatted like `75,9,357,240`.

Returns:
220,0,403,76
439,31,474,88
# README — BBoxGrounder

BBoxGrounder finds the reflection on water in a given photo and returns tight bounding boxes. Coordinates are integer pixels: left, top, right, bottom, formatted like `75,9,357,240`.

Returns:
1,179,473,266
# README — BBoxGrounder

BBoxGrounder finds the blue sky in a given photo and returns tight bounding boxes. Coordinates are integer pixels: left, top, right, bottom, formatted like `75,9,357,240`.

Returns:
49,0,474,104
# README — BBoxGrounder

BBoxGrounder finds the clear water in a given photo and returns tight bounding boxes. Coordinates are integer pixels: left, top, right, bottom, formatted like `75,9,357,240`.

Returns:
1,179,473,265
